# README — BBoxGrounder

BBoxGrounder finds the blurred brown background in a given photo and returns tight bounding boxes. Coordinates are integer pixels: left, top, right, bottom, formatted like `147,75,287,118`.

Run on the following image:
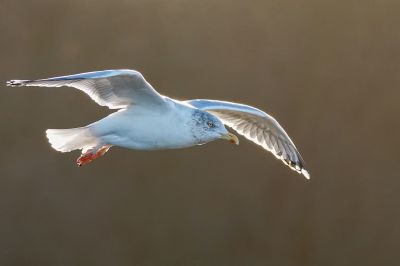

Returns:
1,0,399,265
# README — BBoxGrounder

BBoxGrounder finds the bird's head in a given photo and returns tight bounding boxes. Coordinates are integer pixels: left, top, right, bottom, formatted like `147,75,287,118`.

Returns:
190,110,239,145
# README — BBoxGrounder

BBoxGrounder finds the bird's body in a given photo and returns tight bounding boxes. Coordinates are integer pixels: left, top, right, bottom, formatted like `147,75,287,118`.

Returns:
89,98,209,150
7,69,310,178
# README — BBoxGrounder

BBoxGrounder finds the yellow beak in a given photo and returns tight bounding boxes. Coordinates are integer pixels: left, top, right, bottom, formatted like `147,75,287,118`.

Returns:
221,132,239,145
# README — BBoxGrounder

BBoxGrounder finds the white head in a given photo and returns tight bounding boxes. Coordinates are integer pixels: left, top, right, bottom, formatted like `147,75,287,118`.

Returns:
190,110,239,145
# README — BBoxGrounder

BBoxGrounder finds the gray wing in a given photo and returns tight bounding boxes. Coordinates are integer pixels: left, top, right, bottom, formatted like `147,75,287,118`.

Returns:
7,69,165,109
187,99,310,179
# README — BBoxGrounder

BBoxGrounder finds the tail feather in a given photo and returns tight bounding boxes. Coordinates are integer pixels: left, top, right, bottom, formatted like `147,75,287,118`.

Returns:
46,127,98,152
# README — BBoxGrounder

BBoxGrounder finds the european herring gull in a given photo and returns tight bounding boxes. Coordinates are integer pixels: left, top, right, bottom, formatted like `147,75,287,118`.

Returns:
7,69,310,178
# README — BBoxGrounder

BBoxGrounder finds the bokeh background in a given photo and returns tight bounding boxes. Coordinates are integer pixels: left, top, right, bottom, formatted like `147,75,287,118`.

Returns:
1,0,399,265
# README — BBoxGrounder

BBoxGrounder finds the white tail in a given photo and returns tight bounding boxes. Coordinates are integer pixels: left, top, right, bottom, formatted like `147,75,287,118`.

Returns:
46,127,98,153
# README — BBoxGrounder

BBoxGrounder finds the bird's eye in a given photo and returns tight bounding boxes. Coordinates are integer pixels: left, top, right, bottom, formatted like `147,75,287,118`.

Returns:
207,121,215,128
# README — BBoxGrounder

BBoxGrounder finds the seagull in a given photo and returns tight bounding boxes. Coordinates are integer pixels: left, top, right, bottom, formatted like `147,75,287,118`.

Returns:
7,69,310,178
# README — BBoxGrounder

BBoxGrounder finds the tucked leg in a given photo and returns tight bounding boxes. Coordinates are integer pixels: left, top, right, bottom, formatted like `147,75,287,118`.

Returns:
77,145,112,166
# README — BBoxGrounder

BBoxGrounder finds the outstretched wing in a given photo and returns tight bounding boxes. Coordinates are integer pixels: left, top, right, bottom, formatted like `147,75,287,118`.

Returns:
187,99,310,179
7,69,166,109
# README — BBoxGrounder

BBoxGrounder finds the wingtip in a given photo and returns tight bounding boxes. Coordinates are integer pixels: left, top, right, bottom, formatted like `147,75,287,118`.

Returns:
6,80,27,87
301,169,310,179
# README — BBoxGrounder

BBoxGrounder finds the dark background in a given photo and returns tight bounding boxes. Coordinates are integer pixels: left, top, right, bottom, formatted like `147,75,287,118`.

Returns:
1,0,399,265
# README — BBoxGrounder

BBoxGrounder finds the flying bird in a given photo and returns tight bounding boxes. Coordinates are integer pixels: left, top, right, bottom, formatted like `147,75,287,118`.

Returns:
7,69,310,178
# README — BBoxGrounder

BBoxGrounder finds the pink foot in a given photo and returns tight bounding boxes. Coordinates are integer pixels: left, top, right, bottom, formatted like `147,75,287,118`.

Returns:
77,145,112,166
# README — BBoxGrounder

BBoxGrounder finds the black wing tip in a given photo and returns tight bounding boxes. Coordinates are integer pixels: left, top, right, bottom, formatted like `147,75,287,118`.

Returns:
6,80,29,87
283,158,310,179
294,162,310,179
293,156,310,179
